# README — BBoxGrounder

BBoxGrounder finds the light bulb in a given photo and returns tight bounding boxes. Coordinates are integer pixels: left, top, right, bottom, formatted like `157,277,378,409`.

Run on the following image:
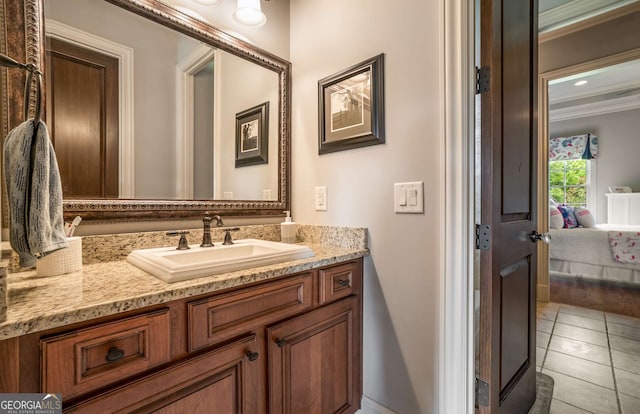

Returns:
234,0,266,27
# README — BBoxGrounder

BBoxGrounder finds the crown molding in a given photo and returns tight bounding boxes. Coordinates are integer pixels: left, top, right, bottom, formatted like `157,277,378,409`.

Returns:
549,94,640,121
539,1,640,42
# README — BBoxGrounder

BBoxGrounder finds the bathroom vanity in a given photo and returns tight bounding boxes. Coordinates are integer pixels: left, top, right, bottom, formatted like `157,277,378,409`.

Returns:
0,225,367,413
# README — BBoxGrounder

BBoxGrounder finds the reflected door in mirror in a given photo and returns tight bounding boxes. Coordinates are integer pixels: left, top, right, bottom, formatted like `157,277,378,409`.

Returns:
46,37,119,198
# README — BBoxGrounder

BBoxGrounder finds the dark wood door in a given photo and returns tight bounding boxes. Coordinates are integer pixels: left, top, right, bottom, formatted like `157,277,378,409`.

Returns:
45,37,118,198
268,297,361,414
66,335,264,413
478,0,539,413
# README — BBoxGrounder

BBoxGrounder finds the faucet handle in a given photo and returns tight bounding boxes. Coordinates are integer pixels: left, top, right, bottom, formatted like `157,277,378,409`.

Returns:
166,230,190,250
222,227,240,245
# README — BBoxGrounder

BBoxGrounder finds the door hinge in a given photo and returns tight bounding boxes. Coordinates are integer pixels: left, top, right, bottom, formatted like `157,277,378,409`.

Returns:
475,224,491,250
476,378,489,406
475,66,490,94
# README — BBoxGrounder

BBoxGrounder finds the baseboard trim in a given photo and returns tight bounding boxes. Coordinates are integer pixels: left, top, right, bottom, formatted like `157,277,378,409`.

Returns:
356,395,398,414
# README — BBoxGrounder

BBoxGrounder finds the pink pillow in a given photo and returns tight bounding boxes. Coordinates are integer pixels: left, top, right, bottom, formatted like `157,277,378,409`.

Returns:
574,207,595,228
549,206,564,229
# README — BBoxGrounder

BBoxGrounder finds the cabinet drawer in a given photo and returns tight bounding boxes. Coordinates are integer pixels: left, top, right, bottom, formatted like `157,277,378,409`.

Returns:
318,262,357,305
188,273,313,351
65,335,262,414
41,309,170,400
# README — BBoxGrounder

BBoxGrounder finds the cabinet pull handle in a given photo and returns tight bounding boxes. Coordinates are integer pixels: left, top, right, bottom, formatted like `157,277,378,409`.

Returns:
246,351,259,361
275,338,287,348
337,279,349,286
105,347,125,362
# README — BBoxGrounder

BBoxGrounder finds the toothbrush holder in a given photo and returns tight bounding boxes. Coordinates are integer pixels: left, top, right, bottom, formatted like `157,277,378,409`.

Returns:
36,237,83,277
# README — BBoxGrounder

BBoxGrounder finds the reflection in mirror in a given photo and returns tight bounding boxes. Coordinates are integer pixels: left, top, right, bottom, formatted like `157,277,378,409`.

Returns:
44,0,279,201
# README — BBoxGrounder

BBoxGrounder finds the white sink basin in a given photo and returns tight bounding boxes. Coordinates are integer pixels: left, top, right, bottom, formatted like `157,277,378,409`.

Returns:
127,239,315,283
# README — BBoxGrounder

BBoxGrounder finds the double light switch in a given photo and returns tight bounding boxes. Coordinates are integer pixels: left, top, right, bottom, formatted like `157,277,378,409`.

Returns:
394,182,424,213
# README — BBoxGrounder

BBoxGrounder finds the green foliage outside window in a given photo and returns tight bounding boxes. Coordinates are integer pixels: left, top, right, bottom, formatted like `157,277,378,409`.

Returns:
549,159,588,207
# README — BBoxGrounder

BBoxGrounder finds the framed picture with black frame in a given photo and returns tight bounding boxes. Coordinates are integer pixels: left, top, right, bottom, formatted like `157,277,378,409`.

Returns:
318,54,385,154
235,101,269,167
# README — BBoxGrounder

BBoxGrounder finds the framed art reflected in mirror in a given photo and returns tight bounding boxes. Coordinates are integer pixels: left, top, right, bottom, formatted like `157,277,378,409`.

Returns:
236,101,269,168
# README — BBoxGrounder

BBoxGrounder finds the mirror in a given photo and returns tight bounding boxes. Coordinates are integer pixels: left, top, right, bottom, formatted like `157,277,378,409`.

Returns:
0,0,291,222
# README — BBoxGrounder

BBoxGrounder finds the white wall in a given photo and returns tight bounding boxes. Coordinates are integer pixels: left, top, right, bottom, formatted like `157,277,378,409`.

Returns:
549,108,640,223
290,1,442,412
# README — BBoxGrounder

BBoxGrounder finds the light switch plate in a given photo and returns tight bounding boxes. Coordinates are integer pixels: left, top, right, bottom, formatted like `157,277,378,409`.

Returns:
394,182,424,213
315,186,328,211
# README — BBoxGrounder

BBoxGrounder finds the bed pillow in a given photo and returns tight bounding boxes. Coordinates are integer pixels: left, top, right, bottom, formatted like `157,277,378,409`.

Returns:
557,205,578,228
574,207,595,228
549,206,564,229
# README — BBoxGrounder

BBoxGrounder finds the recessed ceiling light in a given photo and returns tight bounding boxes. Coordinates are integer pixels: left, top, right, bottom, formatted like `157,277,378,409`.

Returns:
574,80,588,86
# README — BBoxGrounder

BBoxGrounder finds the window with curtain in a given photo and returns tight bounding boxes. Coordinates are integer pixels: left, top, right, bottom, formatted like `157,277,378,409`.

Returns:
548,133,598,208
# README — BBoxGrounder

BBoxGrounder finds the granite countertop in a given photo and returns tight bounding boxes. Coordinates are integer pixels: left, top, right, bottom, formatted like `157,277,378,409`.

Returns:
0,225,368,340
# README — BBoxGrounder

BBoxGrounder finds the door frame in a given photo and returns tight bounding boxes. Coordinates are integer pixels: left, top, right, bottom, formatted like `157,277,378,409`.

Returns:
536,47,640,302
440,0,476,412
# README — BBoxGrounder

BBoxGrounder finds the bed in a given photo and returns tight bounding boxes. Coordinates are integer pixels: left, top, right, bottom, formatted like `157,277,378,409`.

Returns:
549,224,640,317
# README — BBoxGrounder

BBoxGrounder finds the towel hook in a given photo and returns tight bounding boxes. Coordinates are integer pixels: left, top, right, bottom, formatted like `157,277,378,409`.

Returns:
23,67,43,124
0,53,42,124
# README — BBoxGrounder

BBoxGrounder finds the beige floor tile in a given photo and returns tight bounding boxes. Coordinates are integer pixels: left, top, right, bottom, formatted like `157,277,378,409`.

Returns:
544,350,614,389
620,393,640,414
538,318,555,334
606,312,640,330
550,399,593,414
538,302,560,321
616,368,640,399
538,330,551,348
608,322,640,341
548,336,610,366
554,323,608,347
613,350,640,375
609,334,640,357
543,370,618,414
557,313,606,332
558,305,604,321
537,346,547,367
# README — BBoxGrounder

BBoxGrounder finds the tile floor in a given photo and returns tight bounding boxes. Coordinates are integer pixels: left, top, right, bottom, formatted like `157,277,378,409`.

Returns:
537,302,640,414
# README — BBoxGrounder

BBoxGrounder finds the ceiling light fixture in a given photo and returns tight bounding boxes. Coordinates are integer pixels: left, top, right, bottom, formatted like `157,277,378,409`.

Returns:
234,0,267,27
574,80,588,86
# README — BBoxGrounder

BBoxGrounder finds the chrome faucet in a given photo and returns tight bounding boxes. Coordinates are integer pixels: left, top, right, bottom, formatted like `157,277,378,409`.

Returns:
201,212,224,247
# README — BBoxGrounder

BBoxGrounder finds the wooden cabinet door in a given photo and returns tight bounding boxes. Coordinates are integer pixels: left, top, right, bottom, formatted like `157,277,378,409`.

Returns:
67,335,264,414
267,297,361,414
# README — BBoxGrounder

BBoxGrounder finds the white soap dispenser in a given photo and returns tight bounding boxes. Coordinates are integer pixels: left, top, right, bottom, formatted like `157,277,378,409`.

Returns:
281,211,296,243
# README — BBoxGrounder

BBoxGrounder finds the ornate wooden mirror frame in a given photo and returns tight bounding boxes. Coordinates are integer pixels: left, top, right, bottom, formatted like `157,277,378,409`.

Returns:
0,0,291,223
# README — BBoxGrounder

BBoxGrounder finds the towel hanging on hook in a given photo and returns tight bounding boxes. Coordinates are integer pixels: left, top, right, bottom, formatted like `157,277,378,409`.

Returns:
1,52,67,268
0,53,42,124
